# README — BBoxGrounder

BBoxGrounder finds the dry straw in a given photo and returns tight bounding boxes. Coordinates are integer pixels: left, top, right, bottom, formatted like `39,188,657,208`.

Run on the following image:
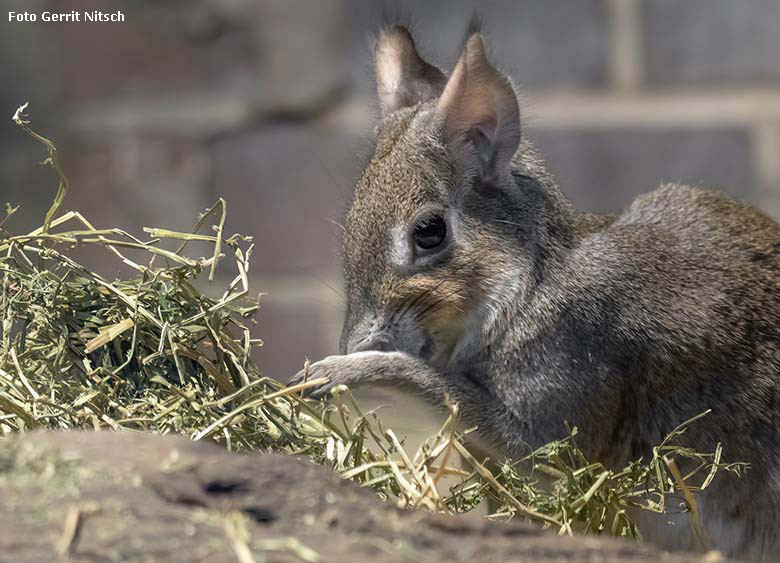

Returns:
0,106,746,545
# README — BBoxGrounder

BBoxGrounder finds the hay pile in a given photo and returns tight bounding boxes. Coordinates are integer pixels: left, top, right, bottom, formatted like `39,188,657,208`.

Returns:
0,106,745,547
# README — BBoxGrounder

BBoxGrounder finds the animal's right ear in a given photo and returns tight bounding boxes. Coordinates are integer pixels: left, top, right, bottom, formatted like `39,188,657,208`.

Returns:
375,26,447,117
436,34,520,177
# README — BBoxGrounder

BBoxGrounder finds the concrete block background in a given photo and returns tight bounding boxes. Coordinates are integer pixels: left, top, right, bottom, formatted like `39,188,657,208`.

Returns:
531,127,757,212
2,0,780,381
642,0,780,87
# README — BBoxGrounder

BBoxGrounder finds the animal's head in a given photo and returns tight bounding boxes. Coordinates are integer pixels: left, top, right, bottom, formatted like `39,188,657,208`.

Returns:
341,26,561,366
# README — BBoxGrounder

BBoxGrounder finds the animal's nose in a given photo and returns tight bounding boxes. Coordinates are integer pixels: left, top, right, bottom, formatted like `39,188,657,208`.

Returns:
350,333,394,353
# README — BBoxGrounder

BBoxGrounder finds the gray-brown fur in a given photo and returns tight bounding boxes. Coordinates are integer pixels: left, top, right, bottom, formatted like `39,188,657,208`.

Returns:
292,26,780,560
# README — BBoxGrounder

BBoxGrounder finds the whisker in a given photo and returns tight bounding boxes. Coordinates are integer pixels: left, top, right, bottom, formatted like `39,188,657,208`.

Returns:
417,286,464,323
495,219,523,227
389,274,449,327
327,219,346,232
389,261,472,327
319,161,351,208
317,277,345,301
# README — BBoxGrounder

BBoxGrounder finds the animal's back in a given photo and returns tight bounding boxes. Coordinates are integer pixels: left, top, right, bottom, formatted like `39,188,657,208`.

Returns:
577,183,780,556
620,183,780,252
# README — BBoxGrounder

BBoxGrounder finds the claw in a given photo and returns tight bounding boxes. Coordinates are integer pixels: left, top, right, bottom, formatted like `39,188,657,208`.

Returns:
287,367,330,398
287,355,352,401
309,384,331,400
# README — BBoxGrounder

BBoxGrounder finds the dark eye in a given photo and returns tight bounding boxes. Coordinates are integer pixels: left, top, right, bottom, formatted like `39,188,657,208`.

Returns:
413,214,447,252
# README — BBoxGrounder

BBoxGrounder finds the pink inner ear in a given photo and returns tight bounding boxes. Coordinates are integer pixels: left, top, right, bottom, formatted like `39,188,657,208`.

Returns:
437,34,521,170
474,115,498,145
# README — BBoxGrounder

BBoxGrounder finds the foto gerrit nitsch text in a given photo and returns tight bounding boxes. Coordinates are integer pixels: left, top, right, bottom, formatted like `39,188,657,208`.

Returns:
8,11,125,22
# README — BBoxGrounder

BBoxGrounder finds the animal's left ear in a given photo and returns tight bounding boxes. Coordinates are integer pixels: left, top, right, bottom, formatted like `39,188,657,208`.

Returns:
436,34,520,176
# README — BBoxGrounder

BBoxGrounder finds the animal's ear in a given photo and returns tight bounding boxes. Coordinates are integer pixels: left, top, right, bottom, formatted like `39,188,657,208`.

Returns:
375,26,447,116
436,34,520,176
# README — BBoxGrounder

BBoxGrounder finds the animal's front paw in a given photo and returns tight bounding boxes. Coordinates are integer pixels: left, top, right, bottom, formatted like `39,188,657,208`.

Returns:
288,354,362,399
289,351,424,400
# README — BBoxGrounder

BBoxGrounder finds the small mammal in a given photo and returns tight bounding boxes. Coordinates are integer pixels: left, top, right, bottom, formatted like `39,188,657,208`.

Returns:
292,26,780,559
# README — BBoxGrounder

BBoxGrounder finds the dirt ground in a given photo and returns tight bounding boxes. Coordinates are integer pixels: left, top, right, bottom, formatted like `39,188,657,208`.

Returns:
0,431,727,562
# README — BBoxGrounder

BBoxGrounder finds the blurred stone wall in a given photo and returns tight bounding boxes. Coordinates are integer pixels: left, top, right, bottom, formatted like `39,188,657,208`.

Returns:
2,0,780,381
